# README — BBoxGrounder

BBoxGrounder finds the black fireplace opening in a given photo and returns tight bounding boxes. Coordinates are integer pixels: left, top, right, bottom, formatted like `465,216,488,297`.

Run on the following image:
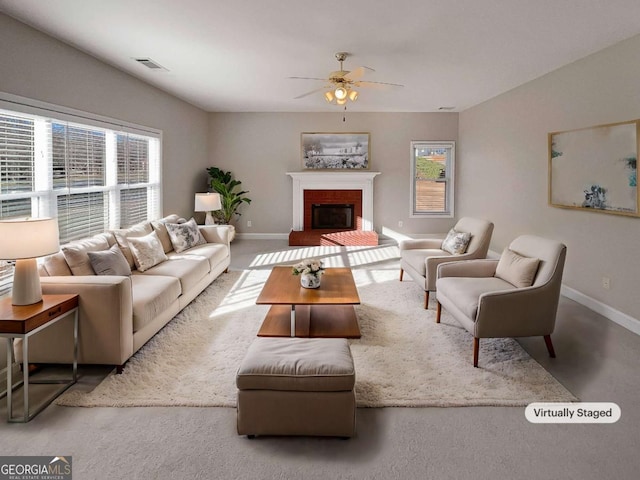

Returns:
312,204,355,229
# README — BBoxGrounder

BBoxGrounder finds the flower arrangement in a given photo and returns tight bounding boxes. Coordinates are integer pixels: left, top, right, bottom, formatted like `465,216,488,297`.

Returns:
292,258,325,277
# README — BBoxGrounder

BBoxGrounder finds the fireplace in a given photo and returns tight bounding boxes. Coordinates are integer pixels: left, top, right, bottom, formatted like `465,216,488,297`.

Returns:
287,172,380,246
312,204,354,229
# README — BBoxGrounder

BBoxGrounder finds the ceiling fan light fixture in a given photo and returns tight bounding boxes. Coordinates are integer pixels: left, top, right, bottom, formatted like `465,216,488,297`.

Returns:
324,91,334,103
348,90,358,101
336,97,347,105
334,86,347,100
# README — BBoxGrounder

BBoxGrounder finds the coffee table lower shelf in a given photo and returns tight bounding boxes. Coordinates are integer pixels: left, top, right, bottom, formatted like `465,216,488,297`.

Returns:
257,304,361,339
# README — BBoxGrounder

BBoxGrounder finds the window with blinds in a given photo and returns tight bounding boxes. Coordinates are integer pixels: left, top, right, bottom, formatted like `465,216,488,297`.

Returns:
0,100,162,296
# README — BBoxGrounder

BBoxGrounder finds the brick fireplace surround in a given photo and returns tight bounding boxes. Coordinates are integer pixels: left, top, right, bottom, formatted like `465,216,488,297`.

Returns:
286,172,380,246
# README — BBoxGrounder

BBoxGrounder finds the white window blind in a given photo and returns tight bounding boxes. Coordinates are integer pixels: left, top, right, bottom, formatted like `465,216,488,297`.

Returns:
0,94,162,296
0,113,34,194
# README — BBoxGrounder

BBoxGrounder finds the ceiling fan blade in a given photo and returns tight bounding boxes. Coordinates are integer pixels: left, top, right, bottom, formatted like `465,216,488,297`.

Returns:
344,66,374,80
294,86,329,99
355,80,405,89
288,76,327,81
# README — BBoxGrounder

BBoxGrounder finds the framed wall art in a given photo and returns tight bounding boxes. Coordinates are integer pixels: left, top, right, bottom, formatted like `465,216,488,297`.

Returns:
301,132,370,170
549,120,639,217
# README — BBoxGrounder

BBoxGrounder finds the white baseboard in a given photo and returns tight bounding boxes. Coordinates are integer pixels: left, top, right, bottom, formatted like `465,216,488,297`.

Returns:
560,285,640,336
235,233,289,240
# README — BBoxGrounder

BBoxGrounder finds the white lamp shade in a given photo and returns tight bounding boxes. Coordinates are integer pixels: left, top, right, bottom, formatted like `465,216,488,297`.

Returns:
195,192,222,212
0,218,60,260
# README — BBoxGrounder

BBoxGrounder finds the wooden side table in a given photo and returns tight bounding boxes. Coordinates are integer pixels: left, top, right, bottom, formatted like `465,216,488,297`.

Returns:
0,294,79,422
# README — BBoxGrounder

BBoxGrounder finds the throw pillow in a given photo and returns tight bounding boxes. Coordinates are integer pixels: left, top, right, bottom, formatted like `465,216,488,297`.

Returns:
151,214,181,254
87,244,132,276
166,218,206,253
495,248,540,288
61,234,111,275
441,229,472,255
113,222,154,268
127,231,168,272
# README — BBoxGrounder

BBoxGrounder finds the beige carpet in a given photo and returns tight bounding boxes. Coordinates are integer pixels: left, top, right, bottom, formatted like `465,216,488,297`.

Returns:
57,268,577,408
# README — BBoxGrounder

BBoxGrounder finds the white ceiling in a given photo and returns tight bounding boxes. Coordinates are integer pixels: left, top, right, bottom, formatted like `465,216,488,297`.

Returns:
2,0,640,113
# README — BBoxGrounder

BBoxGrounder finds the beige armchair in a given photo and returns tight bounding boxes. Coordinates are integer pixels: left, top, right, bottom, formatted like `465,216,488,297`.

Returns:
435,235,567,367
399,217,494,308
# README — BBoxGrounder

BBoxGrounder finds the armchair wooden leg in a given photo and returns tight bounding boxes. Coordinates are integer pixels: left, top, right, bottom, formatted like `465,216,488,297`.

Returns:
424,291,429,309
544,335,556,358
399,268,404,281
473,338,480,368
436,301,442,323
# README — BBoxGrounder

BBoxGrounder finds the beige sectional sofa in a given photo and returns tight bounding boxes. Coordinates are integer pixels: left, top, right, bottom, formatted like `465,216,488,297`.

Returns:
18,215,231,371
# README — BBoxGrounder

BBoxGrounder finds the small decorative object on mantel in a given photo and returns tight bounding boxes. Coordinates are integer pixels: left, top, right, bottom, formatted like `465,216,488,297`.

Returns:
292,258,325,289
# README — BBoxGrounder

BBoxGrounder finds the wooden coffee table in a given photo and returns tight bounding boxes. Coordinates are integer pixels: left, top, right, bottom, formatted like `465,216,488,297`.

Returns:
256,266,361,338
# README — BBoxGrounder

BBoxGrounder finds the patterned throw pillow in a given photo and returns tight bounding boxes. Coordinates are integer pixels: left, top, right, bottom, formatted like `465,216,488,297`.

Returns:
441,229,472,255
165,218,206,253
87,244,132,276
127,231,168,272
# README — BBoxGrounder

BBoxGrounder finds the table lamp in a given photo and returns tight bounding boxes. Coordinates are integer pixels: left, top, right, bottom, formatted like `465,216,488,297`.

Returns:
0,218,60,305
194,192,222,225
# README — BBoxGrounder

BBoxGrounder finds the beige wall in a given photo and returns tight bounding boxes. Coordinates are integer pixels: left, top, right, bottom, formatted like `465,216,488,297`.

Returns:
459,34,640,320
208,112,458,234
0,13,210,218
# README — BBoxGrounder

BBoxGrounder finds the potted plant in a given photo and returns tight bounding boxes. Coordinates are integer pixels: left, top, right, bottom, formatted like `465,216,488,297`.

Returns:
206,167,251,240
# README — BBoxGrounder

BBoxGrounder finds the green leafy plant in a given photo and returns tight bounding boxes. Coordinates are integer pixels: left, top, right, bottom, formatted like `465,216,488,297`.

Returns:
206,167,251,224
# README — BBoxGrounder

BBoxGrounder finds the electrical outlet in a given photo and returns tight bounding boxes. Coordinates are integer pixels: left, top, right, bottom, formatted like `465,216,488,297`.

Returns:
247,220,252,228
398,221,403,228
602,277,611,290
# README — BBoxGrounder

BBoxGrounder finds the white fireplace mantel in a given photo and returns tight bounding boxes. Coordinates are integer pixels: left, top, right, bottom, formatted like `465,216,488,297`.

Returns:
286,171,381,231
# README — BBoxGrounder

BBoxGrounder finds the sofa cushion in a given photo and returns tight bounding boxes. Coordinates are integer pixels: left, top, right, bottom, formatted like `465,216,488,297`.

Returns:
127,231,168,272
151,214,182,254
436,276,516,319
61,234,113,275
237,338,355,392
401,249,450,276
130,274,181,332
495,248,540,288
113,222,153,269
138,256,210,294
87,244,132,276
441,229,472,255
42,251,72,276
166,218,205,253
178,243,229,271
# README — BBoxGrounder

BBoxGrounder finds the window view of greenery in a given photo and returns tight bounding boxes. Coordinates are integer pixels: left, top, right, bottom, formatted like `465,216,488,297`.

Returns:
414,149,447,213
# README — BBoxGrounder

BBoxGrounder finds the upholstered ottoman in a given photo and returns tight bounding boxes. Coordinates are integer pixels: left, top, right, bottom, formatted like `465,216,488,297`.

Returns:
236,337,356,438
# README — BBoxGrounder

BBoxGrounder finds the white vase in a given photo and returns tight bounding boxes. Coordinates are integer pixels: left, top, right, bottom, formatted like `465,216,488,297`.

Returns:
300,273,321,289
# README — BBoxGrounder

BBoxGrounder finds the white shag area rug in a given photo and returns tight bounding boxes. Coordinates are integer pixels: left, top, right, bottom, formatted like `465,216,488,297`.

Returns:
57,269,577,408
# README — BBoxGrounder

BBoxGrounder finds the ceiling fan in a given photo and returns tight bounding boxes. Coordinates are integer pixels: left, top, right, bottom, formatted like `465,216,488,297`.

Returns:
289,52,404,105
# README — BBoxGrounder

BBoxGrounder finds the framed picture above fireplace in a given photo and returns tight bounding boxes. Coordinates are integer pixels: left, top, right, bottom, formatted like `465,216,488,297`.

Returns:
301,132,370,170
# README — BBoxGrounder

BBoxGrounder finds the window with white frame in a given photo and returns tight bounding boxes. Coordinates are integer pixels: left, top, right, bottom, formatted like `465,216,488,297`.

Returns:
410,141,455,217
0,96,162,295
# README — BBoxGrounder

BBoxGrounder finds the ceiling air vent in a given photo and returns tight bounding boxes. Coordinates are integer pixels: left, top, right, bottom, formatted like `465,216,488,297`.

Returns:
133,58,168,71
438,106,456,111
